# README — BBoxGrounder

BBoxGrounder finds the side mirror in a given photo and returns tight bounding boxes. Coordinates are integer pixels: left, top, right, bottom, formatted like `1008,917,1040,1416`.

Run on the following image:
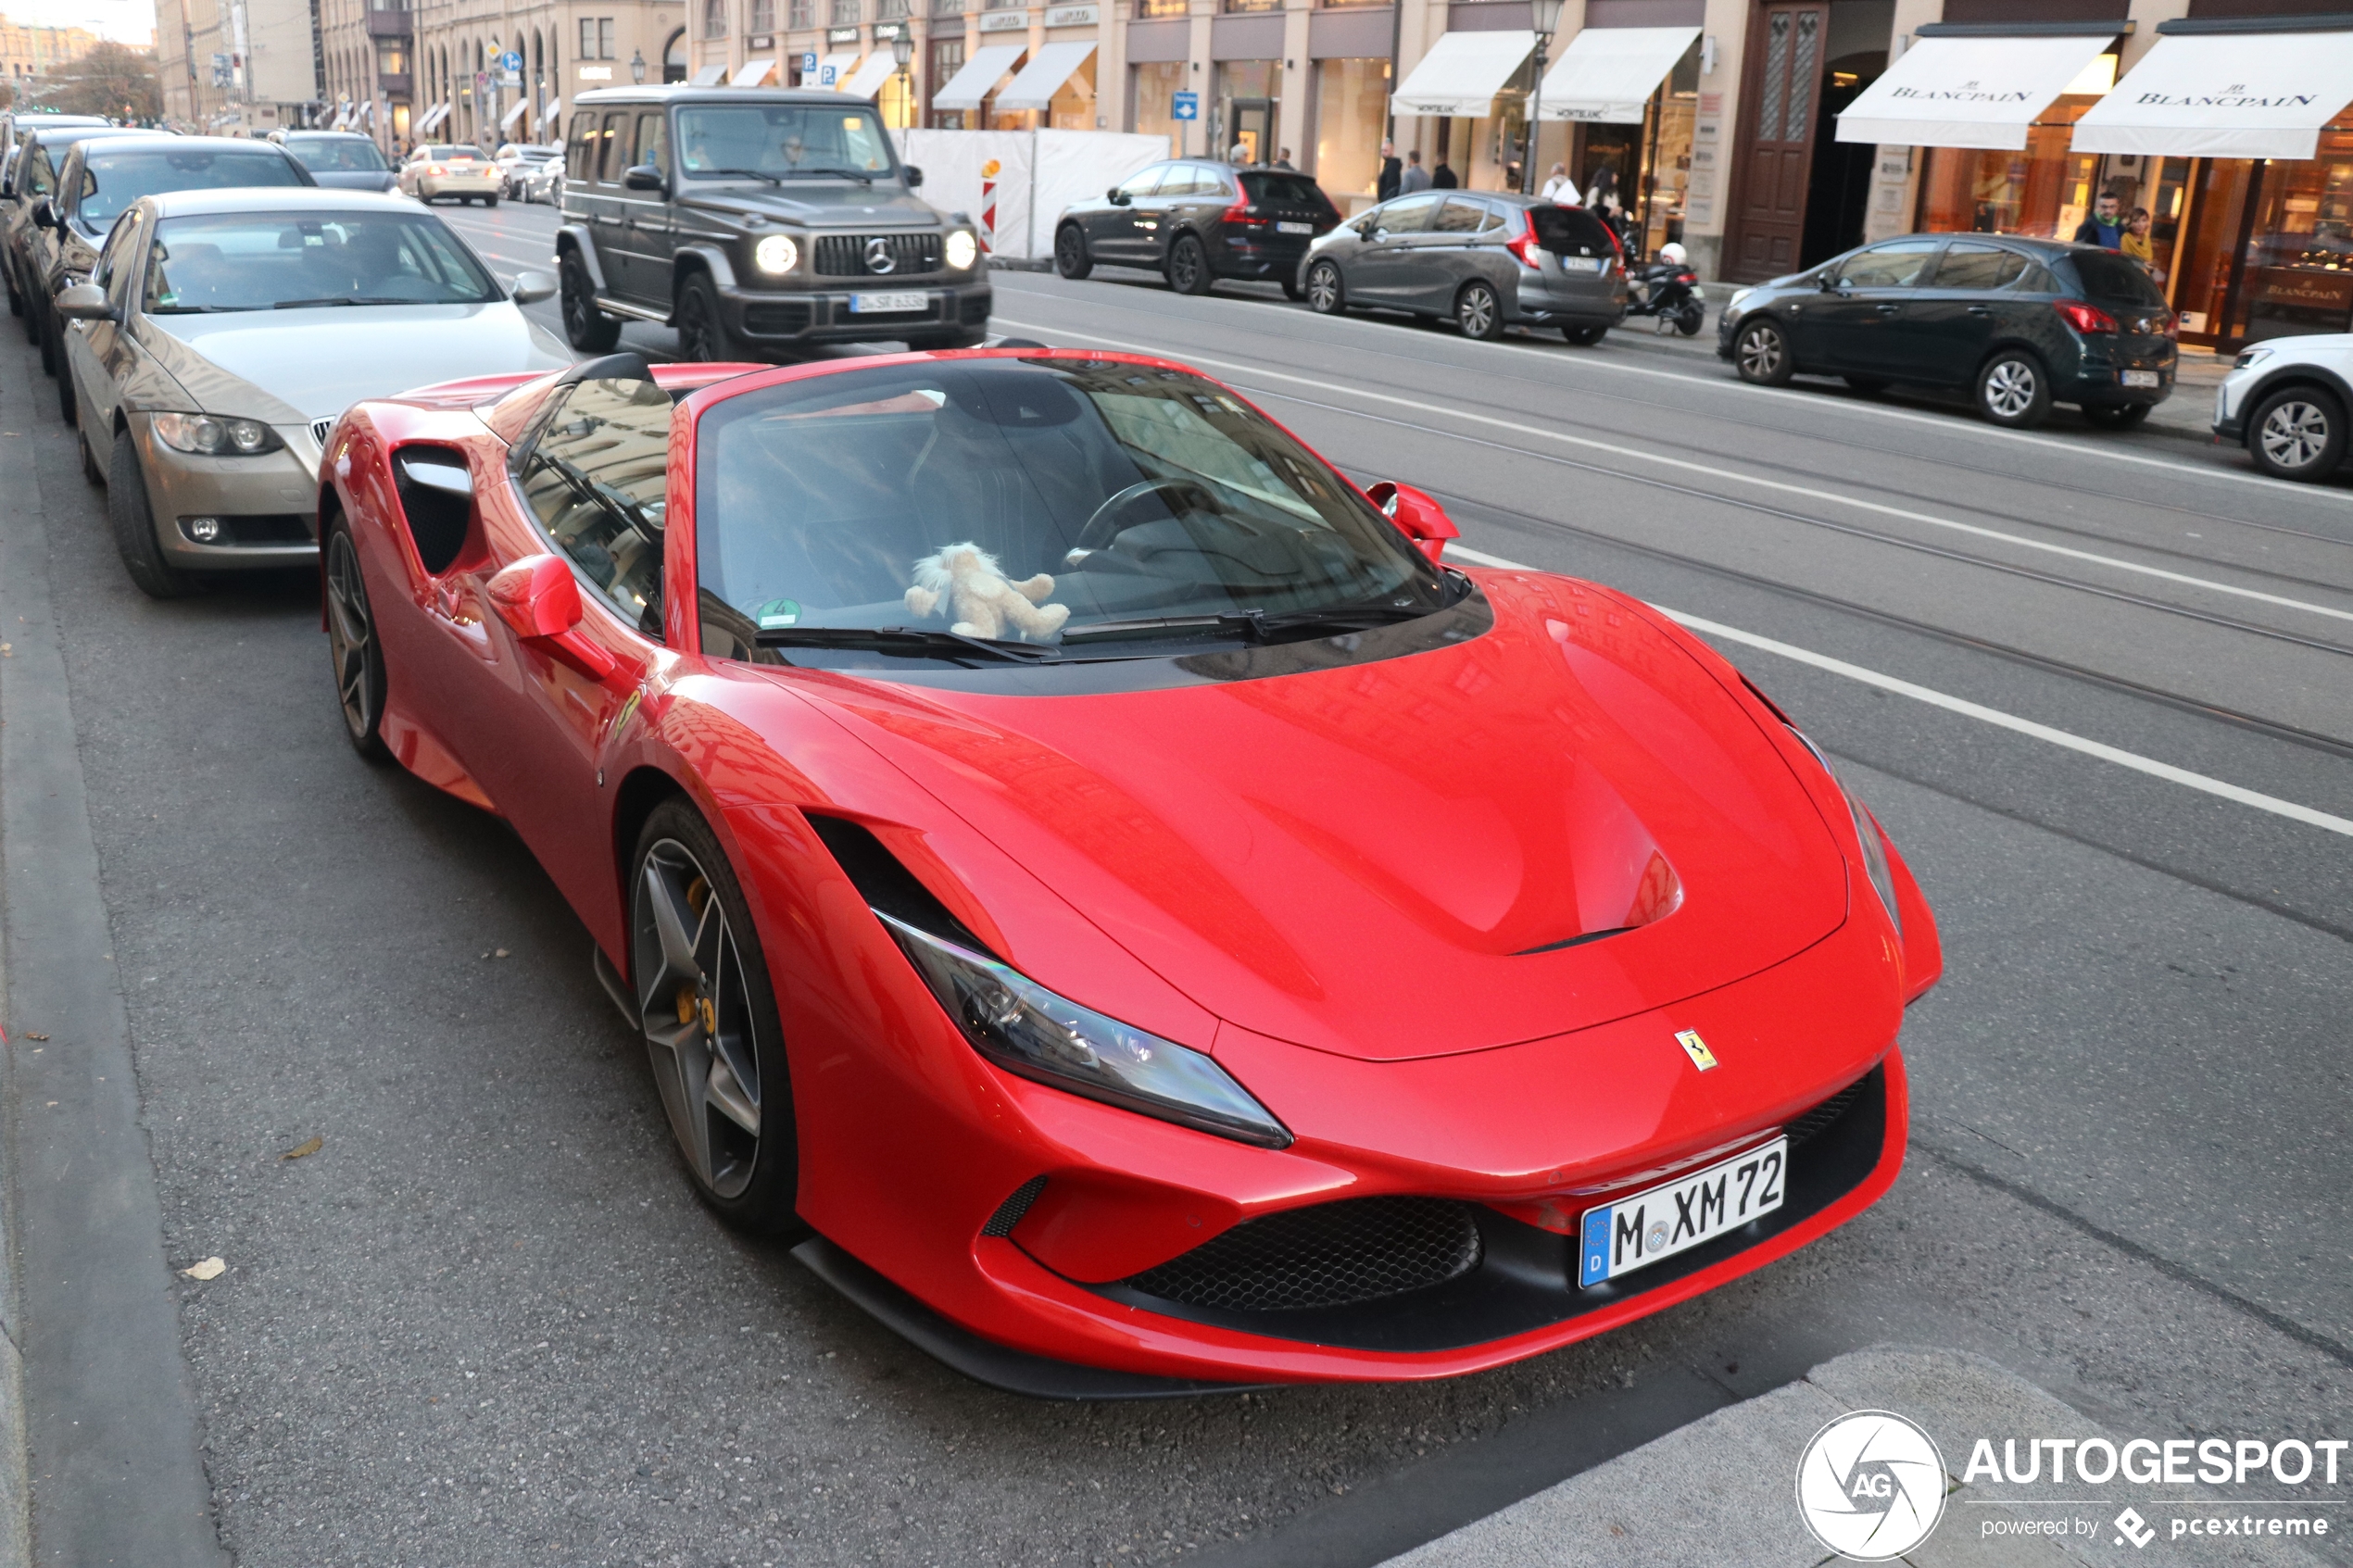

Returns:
52,281,111,320
1365,481,1458,565
901,164,923,188
510,268,557,304
32,199,56,229
486,553,619,681
1817,272,1843,293
1108,188,1129,206
623,164,665,193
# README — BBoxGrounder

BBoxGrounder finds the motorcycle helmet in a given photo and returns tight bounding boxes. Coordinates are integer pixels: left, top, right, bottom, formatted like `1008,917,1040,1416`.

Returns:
1657,243,1688,267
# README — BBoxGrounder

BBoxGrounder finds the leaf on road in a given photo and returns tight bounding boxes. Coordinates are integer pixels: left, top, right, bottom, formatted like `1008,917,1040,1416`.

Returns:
26,1033,47,1041
182,1257,227,1281
280,1135,323,1160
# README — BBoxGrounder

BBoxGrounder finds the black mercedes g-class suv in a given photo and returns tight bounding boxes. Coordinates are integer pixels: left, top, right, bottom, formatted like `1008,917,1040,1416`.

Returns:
557,85,989,359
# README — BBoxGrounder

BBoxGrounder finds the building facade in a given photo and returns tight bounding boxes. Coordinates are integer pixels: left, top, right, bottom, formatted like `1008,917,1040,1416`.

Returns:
156,0,319,132
0,16,105,87
397,0,688,153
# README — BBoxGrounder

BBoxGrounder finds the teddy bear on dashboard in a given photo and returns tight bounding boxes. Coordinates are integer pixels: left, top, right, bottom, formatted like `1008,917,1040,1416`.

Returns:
904,542,1071,644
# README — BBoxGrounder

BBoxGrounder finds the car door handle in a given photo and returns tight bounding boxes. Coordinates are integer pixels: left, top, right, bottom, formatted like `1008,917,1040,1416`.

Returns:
1966,305,1992,316
1873,303,1901,314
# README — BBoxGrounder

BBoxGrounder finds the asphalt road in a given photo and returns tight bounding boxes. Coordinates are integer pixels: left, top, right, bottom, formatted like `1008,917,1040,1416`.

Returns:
5,196,2349,1568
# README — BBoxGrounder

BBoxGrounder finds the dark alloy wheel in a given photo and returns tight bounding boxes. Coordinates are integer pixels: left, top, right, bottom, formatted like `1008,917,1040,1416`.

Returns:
1455,281,1502,342
2246,385,2346,482
1167,234,1213,296
674,272,739,363
2081,402,2152,430
559,251,623,352
1734,318,1793,384
1977,350,2051,429
107,429,196,599
630,800,802,1234
1054,223,1092,280
323,522,390,759
1562,323,1608,345
1305,260,1345,315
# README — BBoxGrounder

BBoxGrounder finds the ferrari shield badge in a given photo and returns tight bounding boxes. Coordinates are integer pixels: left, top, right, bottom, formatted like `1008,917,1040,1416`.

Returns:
1675,1029,1718,1072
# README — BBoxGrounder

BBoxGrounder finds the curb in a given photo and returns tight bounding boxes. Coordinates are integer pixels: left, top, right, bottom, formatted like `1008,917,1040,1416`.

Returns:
0,886,25,1568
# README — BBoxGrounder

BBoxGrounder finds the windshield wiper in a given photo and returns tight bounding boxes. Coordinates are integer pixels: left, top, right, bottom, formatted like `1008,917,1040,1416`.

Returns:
271,295,419,309
1062,602,1428,646
752,625,1061,664
692,167,784,185
779,166,875,185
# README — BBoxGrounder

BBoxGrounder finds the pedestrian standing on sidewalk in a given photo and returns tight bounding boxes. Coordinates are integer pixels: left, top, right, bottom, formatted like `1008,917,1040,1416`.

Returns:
2122,207,2163,283
1431,156,1458,189
2071,192,2125,249
1377,139,1402,200
1274,148,1295,169
1540,161,1574,202
1584,165,1619,218
1401,150,1430,193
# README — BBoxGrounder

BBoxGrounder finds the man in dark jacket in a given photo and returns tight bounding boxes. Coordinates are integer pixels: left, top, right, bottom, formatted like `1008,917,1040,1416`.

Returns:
2071,192,2124,249
1377,138,1402,201
1431,157,1458,189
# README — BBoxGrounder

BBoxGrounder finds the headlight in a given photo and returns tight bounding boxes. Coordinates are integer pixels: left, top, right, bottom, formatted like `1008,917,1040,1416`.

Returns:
1726,286,1755,318
944,230,978,270
753,233,798,274
878,912,1292,1148
1784,727,1901,935
2233,345,2272,370
152,411,280,456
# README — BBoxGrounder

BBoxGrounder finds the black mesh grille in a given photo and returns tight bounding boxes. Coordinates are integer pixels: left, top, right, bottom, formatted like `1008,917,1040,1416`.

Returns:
742,299,812,335
1786,1078,1867,1147
959,293,992,325
812,232,943,277
981,1175,1047,1237
1123,1198,1480,1312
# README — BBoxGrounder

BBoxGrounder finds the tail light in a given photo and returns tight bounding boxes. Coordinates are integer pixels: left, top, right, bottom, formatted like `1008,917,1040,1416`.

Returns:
2054,299,2118,334
1221,196,1267,229
1597,214,1625,275
1677,270,1698,283
427,163,447,176
1506,210,1545,270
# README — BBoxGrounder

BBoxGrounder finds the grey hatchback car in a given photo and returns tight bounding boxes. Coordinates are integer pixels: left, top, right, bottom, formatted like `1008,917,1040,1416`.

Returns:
1299,192,1628,343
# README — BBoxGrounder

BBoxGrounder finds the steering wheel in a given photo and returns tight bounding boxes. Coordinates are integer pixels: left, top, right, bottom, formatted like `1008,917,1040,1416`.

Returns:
1071,477,1221,557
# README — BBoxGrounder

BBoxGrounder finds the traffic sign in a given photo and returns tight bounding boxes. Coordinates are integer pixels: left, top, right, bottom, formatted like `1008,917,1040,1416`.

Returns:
498,50,522,72
1172,91,1197,120
800,51,817,73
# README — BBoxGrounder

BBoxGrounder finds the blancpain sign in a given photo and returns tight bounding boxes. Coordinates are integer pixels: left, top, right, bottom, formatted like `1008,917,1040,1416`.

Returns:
2070,30,2353,159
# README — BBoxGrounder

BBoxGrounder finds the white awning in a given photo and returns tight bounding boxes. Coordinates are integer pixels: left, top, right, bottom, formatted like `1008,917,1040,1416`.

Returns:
806,50,860,88
1536,26,1697,122
995,41,1094,111
690,63,726,86
731,58,779,88
838,53,898,97
932,42,1026,112
1391,31,1535,119
331,104,351,129
500,97,529,129
1835,32,2115,150
540,97,562,130
2072,31,2353,159
416,102,448,133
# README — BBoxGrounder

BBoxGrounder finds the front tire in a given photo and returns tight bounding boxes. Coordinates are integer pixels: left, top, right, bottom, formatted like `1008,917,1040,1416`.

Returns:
1166,233,1213,296
57,351,77,423
1454,280,1503,342
1976,349,2051,429
107,431,196,599
1053,223,1092,280
674,271,739,363
559,251,623,352
2246,384,2346,482
484,194,499,207
323,520,390,759
36,301,57,377
1733,318,1793,384
1675,301,1705,336
1305,260,1345,315
630,799,802,1235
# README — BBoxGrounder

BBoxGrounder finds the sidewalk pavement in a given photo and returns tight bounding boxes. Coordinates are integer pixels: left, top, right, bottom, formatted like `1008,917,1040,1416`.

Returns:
1378,1348,2325,1568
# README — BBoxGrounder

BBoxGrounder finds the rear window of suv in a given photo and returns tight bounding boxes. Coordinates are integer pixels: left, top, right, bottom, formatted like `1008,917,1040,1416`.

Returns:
1239,171,1329,211
1530,206,1617,258
2070,250,2166,307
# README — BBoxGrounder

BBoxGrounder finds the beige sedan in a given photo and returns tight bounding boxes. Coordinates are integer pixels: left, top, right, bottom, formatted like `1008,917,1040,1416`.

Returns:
56,187,563,597
398,143,503,206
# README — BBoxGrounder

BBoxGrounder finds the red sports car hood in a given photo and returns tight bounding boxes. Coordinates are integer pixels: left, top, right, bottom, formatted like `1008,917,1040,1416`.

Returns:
799,571,1849,1062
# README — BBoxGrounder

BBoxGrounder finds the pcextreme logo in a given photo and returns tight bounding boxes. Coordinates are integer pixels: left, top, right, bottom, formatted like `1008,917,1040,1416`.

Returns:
1796,1411,1947,1561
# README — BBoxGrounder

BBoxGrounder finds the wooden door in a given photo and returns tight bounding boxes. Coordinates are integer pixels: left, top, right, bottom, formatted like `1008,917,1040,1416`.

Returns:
1726,2,1827,283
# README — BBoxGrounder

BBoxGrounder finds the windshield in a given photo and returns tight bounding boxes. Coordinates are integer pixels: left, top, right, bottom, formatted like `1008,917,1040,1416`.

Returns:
142,211,501,312
285,136,389,173
79,146,307,227
675,105,894,180
423,145,486,161
693,358,1452,663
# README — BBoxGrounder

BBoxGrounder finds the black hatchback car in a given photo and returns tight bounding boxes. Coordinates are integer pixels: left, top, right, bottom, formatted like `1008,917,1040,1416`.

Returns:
1054,160,1340,297
1717,234,2175,430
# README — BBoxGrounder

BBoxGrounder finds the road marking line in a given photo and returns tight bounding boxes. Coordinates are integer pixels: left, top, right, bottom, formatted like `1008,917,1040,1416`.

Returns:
998,316,2353,626
996,280,2341,504
1447,543,2353,838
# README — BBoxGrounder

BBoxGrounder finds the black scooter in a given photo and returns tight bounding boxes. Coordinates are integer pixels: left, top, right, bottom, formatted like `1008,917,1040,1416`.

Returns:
1625,257,1705,336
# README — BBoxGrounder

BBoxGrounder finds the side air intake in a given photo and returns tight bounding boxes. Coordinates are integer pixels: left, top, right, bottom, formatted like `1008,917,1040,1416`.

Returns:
803,814,991,955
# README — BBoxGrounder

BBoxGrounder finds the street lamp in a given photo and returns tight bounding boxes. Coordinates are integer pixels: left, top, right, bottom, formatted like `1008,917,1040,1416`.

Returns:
890,32,912,130
630,49,648,84
1522,0,1564,195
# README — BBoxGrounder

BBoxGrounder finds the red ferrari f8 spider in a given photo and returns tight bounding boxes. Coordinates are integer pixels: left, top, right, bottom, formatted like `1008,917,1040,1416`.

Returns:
317,347,1941,1395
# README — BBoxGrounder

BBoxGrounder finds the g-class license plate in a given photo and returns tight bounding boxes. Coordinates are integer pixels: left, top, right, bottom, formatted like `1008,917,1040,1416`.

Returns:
2121,370,2160,388
1277,220,1312,234
851,291,928,314
1577,1136,1786,1287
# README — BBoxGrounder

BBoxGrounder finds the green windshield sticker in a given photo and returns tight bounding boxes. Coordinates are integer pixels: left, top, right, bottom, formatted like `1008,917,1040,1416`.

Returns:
756,599,802,629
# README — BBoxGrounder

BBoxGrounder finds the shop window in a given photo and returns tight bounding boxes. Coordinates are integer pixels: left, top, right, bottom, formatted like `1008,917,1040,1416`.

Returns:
1311,56,1388,203
2226,123,2353,345
1136,0,1188,17
1225,0,1280,11
928,36,965,127
878,0,911,16
832,0,862,21
703,0,726,38
788,0,815,25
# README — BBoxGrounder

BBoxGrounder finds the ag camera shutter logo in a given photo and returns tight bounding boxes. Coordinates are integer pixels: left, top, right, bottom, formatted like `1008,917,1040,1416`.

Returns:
1796,1411,1947,1560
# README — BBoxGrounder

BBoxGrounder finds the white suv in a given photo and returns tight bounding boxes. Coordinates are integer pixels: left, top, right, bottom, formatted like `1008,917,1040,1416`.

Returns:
2212,333,2352,483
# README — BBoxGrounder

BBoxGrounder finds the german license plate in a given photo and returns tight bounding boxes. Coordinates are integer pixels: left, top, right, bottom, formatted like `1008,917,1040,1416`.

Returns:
2121,369,2160,388
1277,220,1312,234
1558,255,1605,272
851,291,928,314
1577,1137,1786,1287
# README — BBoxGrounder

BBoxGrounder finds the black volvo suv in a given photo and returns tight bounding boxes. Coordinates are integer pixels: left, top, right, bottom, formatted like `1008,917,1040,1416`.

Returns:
557,86,990,360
